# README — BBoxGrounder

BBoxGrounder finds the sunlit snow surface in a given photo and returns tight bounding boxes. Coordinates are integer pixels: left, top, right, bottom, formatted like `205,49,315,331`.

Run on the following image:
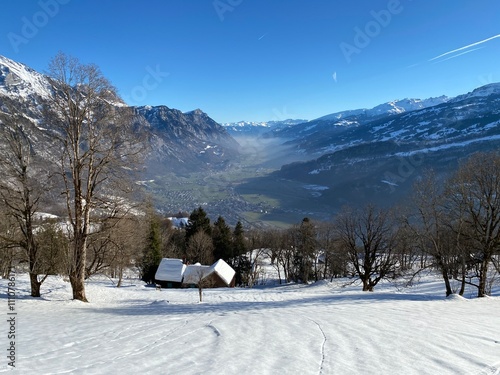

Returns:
2,274,499,374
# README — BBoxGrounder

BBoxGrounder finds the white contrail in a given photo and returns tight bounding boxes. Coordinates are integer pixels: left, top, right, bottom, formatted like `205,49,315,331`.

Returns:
429,33,500,61
431,47,484,63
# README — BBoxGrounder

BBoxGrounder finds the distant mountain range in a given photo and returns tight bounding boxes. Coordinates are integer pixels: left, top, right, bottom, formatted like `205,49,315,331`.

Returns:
222,119,307,136
221,96,450,137
1,54,499,225
235,83,500,220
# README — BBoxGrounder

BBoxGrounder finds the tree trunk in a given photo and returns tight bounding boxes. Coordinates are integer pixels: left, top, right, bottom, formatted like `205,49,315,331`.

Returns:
198,286,203,302
29,273,41,297
435,254,453,297
441,268,453,297
276,263,282,285
458,257,466,296
116,265,123,288
478,260,489,297
69,237,88,302
362,278,370,291
2,257,13,279
69,273,88,302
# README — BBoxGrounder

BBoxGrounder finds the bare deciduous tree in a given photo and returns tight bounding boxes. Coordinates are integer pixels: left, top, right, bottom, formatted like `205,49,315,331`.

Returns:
317,222,349,280
35,220,68,277
45,53,140,301
446,153,500,297
186,230,214,265
193,266,215,303
84,215,144,286
335,205,398,291
0,113,50,296
0,209,20,279
404,173,466,296
263,228,286,284
110,217,145,287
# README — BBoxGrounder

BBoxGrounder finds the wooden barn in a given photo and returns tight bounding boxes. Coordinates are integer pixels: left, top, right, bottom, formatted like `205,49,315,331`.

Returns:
154,258,186,288
182,259,236,288
154,258,236,288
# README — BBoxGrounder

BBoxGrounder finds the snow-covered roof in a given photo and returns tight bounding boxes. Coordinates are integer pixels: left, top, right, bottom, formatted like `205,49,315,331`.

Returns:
155,258,236,286
182,264,212,285
167,217,189,228
209,259,236,286
155,258,186,283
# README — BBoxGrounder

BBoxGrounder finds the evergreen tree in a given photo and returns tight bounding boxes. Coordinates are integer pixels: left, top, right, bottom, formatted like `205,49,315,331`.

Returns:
212,216,232,261
231,221,250,284
141,216,162,284
295,217,317,283
233,221,247,257
186,207,212,242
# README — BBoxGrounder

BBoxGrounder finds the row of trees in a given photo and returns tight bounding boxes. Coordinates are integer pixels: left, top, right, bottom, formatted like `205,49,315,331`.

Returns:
140,206,250,285
2,147,499,299
142,150,500,298
253,153,500,298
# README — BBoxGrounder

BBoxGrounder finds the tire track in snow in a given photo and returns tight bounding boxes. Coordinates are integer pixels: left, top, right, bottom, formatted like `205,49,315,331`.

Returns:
473,361,500,375
207,321,222,337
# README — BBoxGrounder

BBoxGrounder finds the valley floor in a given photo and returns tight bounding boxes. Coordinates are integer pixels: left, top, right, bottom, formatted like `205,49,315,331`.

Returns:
1,275,499,374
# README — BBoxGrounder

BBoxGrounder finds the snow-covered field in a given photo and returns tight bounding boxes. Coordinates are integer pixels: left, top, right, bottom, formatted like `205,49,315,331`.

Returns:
2,274,500,374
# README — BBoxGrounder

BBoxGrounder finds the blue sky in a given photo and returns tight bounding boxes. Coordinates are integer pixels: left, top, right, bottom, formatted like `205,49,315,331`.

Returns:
1,0,499,123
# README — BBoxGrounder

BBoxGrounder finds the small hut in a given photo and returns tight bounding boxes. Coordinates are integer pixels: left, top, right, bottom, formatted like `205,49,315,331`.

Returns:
154,258,236,288
154,258,186,288
208,259,236,287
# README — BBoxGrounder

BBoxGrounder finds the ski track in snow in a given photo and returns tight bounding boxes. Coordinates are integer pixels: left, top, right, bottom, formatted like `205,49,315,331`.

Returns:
307,318,327,375
2,275,500,374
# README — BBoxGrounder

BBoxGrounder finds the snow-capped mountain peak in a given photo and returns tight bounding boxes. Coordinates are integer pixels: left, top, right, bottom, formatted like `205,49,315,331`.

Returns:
0,55,52,101
369,96,449,116
465,83,500,98
221,119,308,136
448,83,500,104
185,108,205,116
317,96,449,122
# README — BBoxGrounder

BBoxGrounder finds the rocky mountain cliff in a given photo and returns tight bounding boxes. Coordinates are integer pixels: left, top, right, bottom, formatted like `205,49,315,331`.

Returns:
0,55,239,178
135,105,239,174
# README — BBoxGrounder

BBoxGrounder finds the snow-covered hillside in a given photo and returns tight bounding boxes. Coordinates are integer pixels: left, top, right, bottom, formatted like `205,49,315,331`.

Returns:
0,55,52,101
6,274,500,374
317,96,449,122
453,83,500,101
